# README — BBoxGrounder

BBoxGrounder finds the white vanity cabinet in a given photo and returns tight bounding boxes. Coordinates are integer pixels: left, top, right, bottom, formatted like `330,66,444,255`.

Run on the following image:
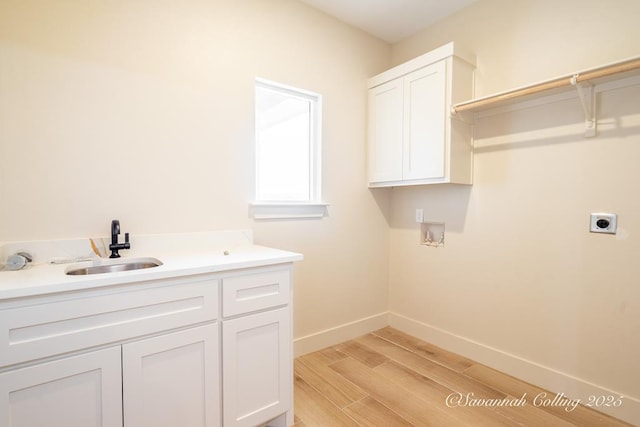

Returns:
0,262,296,427
367,42,475,187
0,275,220,427
221,267,292,427
0,325,219,427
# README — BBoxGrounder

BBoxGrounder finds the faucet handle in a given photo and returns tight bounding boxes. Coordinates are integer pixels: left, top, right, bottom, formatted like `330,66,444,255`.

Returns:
109,219,129,258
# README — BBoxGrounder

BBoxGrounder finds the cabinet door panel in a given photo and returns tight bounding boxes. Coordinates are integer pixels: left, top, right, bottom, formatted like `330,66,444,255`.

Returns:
0,347,122,427
404,61,446,180
368,79,403,183
122,323,220,427
223,308,290,427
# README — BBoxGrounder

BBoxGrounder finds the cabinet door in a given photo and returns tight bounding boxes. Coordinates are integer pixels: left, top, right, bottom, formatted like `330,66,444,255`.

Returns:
0,347,122,427
403,60,447,180
223,307,291,427
368,78,403,184
122,323,220,427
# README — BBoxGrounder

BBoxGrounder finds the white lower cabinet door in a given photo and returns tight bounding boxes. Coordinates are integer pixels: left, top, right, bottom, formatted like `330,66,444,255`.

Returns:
122,323,220,427
223,307,291,427
0,346,123,427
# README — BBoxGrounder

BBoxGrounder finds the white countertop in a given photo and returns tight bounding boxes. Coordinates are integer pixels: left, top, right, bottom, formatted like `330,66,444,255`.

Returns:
0,230,303,300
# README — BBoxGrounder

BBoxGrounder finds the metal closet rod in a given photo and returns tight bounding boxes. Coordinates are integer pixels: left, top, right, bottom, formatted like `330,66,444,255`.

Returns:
452,56,640,113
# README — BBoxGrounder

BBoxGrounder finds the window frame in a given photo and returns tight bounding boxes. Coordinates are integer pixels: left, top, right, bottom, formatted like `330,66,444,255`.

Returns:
251,78,327,219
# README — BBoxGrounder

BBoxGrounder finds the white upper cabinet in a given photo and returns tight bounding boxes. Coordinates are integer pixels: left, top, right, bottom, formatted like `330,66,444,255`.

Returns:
367,42,475,187
403,61,447,181
368,78,403,183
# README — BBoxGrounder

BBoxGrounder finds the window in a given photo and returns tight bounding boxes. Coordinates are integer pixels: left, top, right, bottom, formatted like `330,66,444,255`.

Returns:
252,79,326,219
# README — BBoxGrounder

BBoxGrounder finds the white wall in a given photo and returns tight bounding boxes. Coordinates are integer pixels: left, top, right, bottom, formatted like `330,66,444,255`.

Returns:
4,0,638,422
0,0,391,347
389,0,640,423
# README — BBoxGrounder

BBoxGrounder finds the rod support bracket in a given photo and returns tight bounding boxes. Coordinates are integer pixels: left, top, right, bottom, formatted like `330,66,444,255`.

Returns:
571,74,597,138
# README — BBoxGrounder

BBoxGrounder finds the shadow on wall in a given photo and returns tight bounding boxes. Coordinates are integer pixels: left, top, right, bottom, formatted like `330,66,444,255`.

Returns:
368,187,393,226
473,90,640,154
382,184,472,233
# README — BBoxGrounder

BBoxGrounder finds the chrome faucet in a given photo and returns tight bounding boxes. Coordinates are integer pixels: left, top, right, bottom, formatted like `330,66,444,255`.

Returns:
109,219,130,258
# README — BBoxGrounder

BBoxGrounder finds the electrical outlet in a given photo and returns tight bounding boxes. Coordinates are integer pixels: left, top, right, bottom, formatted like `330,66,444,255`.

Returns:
590,213,617,234
415,209,424,223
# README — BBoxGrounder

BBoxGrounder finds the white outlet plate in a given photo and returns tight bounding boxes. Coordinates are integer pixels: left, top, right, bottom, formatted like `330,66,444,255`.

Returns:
415,209,424,223
590,213,617,234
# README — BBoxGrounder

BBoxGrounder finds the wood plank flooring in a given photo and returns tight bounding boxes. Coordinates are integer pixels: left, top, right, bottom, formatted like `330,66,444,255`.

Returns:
293,327,632,426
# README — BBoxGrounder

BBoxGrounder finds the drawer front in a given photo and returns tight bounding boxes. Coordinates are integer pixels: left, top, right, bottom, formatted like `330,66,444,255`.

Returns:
222,269,290,317
0,277,219,369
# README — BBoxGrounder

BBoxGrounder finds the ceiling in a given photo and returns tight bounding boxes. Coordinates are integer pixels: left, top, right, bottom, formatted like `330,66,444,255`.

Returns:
299,0,477,44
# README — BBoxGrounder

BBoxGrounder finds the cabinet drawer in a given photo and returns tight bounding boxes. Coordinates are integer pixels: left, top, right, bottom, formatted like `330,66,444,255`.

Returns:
222,269,290,317
0,277,219,368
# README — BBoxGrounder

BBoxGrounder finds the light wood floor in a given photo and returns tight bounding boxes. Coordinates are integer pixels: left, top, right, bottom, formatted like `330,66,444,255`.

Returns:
292,327,632,426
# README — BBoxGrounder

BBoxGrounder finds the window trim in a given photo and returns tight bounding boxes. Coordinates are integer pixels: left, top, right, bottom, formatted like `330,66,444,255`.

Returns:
249,202,329,220
252,78,325,219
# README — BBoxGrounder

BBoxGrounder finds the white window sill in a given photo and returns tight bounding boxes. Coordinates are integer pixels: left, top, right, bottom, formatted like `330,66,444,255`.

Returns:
249,202,329,220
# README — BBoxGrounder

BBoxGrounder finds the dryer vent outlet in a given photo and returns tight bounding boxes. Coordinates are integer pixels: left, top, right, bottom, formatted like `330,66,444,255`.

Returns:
590,213,617,234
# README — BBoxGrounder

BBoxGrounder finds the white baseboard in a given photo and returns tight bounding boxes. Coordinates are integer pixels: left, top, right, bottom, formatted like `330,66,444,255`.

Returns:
293,312,388,357
388,312,639,426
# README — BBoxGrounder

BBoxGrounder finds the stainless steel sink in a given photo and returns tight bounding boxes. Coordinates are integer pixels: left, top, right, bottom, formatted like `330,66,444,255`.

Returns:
66,257,163,275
